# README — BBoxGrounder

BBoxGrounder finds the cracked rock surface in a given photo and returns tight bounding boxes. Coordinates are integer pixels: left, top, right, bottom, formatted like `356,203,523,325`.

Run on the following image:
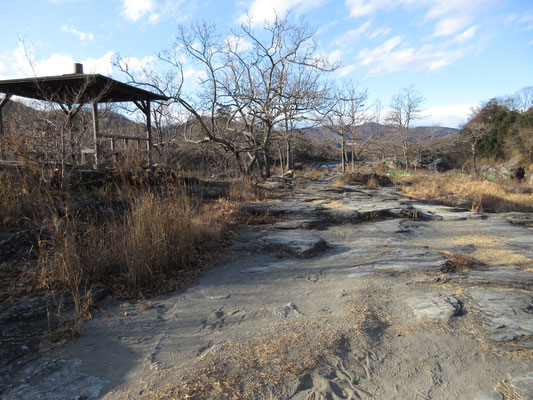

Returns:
2,171,532,399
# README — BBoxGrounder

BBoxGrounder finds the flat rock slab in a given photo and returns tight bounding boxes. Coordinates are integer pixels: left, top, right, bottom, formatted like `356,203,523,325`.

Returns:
473,390,503,400
240,202,324,218
405,292,464,321
4,359,109,400
260,231,329,258
467,289,533,348
411,203,486,221
466,267,533,289
508,373,533,400
349,249,448,273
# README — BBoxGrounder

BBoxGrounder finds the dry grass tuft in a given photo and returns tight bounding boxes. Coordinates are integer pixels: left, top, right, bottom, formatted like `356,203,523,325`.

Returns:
440,251,486,272
147,320,345,400
399,173,533,213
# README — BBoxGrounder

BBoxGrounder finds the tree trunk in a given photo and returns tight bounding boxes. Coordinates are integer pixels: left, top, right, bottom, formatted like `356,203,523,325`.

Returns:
277,142,284,175
285,138,293,171
341,135,346,174
263,151,271,178
350,131,355,172
471,142,478,177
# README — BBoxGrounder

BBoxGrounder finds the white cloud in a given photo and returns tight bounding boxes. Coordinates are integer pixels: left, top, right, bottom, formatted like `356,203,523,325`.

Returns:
333,20,372,47
118,55,157,73
121,0,189,24
528,39,533,46
61,25,94,41
453,26,477,43
421,103,476,128
344,0,410,18
122,0,156,22
238,0,325,26
336,64,357,77
0,43,114,79
356,36,467,75
370,27,391,39
225,35,253,53
344,0,494,38
328,49,344,64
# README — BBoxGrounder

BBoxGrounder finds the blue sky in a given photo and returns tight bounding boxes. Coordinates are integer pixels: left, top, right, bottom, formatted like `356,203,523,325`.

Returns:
1,0,532,127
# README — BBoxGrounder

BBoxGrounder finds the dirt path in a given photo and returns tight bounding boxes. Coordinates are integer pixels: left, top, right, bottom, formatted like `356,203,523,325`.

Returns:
3,173,533,399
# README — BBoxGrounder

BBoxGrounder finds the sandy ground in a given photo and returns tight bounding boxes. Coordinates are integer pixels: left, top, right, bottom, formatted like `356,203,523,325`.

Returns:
3,173,533,399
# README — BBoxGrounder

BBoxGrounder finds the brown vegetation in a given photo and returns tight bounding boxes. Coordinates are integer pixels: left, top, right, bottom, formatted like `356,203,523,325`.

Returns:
148,320,344,400
1,160,273,339
336,171,392,189
440,252,486,272
397,172,533,213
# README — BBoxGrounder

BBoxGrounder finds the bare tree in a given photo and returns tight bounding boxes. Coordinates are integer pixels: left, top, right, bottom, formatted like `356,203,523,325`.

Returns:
165,15,335,177
114,55,184,164
321,81,368,173
462,121,490,176
387,86,425,169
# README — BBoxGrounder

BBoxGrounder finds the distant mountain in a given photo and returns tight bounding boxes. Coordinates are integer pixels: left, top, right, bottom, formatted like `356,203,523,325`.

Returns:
301,122,458,144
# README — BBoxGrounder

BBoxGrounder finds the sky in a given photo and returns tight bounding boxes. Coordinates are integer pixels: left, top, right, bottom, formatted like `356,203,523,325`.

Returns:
0,0,532,128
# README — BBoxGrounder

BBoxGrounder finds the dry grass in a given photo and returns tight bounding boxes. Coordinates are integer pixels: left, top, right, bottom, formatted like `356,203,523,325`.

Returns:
0,166,56,228
335,172,392,189
398,173,533,213
496,379,521,400
38,190,234,299
453,234,533,271
147,320,345,400
440,251,486,272
142,291,389,400
228,178,268,202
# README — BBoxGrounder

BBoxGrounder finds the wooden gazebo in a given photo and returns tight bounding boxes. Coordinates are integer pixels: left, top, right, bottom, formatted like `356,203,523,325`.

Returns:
0,63,169,166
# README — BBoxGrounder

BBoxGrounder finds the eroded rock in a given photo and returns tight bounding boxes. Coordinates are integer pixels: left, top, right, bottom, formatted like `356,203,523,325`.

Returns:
405,292,464,321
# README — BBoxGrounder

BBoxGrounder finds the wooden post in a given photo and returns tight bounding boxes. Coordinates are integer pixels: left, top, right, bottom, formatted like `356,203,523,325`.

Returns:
134,100,153,167
92,101,100,166
0,94,12,158
145,101,152,167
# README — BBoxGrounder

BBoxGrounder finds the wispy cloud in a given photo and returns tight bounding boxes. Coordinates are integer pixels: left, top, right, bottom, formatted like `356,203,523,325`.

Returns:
122,0,156,22
344,0,495,38
356,36,468,76
453,26,477,43
333,20,371,47
237,0,326,26
0,43,113,79
421,103,477,127
370,27,391,39
121,0,189,24
61,25,94,41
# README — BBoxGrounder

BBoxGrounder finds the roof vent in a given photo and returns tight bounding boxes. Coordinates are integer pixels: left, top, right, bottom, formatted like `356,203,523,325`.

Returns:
74,63,84,74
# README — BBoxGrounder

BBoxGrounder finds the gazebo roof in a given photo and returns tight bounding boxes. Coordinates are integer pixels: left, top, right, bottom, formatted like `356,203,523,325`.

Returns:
0,73,169,104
